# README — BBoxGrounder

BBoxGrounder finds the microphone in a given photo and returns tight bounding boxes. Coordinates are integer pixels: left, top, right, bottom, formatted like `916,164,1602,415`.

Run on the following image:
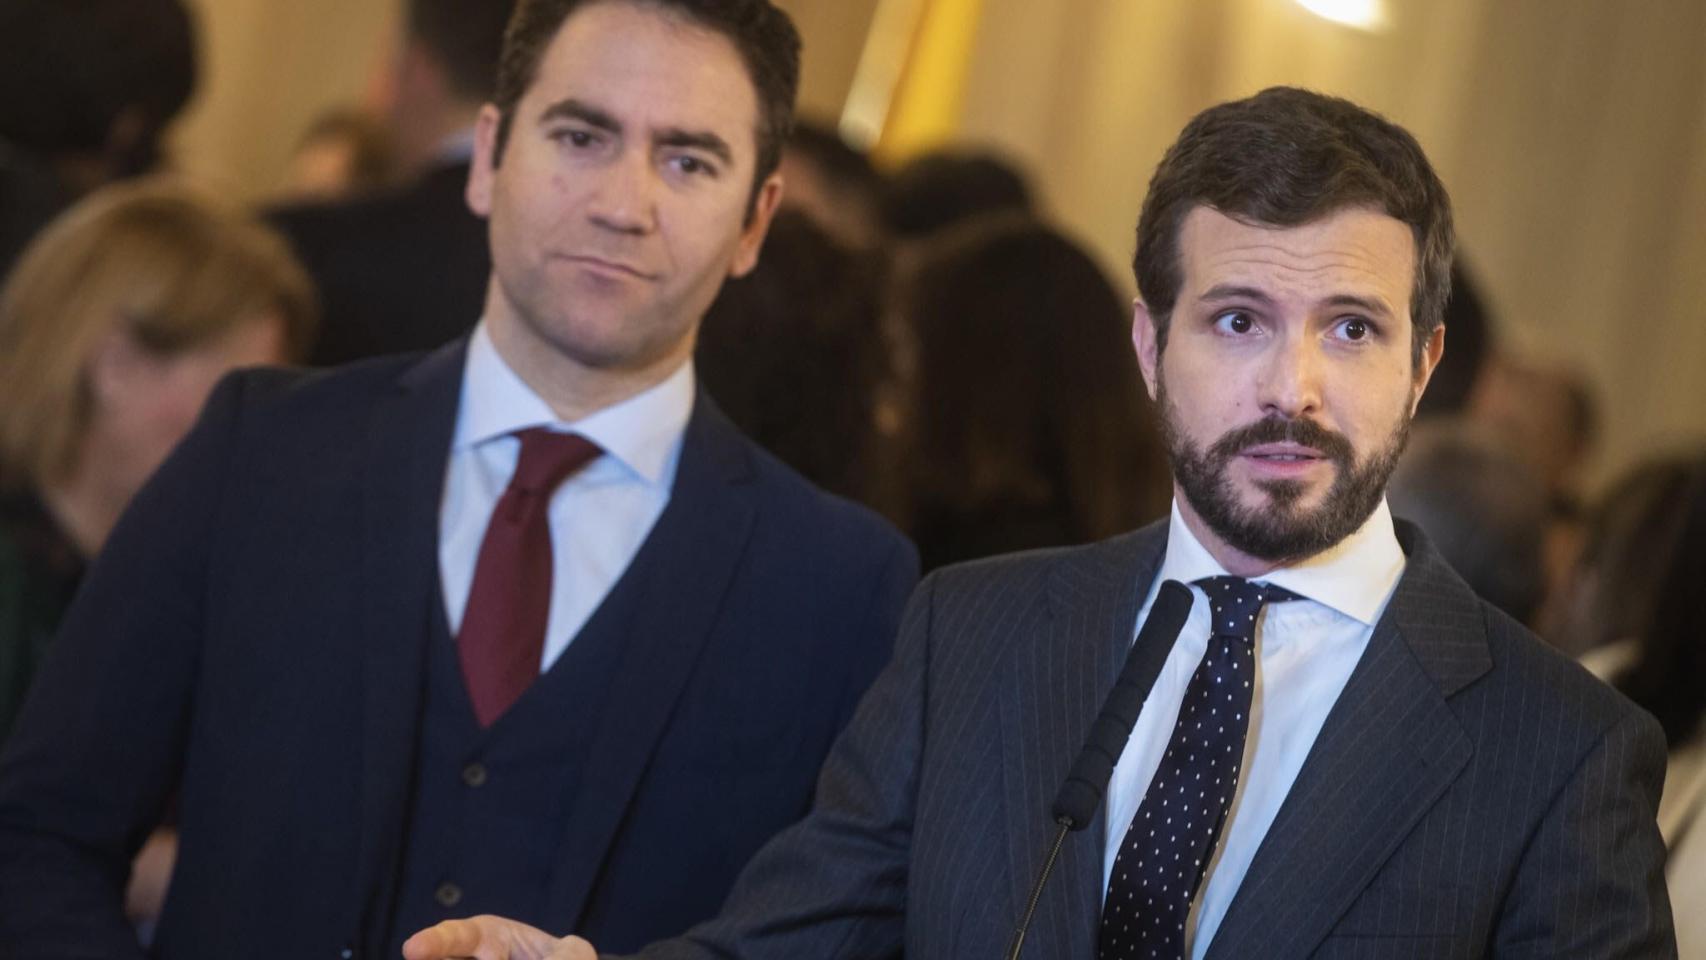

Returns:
1052,579,1194,829
1003,579,1194,960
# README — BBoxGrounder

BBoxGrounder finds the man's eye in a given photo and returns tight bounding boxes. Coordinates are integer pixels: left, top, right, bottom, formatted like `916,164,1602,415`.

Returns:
1214,311,1256,334
552,129,596,148
1336,317,1373,341
669,155,715,177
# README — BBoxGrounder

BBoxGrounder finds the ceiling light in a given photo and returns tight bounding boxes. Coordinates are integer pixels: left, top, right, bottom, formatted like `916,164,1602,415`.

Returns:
1295,0,1390,32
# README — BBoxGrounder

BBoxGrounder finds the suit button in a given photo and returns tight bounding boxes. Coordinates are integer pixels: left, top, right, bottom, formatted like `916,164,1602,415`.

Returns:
435,882,463,907
340,949,355,959
462,763,488,787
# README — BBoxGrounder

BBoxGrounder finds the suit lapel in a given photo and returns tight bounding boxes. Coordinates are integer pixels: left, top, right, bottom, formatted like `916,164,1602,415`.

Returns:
350,342,466,950
998,523,1167,959
1205,525,1491,960
541,396,759,931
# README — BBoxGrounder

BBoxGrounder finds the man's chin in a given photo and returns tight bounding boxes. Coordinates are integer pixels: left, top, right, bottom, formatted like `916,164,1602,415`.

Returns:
1239,477,1325,513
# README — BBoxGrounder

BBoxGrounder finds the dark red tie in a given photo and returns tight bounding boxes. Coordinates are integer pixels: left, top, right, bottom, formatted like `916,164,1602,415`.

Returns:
457,427,601,727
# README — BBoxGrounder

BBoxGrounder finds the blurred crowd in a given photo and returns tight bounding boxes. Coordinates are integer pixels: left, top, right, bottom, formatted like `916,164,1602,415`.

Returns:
0,0,1701,947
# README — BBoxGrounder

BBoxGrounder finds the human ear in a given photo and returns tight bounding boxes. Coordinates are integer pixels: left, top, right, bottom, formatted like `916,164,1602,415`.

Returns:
465,104,502,218
1132,299,1161,401
729,173,784,278
1409,323,1447,415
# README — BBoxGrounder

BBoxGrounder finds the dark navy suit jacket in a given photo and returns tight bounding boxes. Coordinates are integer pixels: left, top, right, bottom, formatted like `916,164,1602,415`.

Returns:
625,520,1675,959
0,341,917,958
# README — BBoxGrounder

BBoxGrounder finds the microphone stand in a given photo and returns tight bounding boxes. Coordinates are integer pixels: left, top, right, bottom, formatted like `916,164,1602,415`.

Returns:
1003,580,1194,960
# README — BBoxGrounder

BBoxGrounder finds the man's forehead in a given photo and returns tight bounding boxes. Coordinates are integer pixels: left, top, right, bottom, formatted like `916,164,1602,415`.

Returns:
525,2,762,149
1177,205,1416,305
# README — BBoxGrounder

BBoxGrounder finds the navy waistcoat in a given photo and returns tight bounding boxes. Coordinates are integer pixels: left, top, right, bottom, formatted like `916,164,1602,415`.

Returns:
385,568,645,954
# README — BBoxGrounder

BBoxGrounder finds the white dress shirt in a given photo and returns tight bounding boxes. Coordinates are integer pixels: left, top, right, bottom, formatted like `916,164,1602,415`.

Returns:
1103,498,1407,958
438,322,693,671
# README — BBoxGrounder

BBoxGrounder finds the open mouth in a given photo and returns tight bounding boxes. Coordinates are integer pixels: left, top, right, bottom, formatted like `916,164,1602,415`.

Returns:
1242,444,1325,462
1239,444,1331,476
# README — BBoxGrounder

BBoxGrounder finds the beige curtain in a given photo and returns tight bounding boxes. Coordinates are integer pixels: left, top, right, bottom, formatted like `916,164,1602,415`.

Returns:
169,0,400,202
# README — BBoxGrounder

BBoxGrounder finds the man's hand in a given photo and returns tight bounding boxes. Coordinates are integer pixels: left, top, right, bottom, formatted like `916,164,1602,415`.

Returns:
400,916,596,960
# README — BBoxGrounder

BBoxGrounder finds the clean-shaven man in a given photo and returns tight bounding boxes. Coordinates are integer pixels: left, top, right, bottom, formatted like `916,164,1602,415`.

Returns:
0,1,916,956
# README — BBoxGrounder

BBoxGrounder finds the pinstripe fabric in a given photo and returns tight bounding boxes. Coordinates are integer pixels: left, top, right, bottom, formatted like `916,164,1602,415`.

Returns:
624,521,1674,960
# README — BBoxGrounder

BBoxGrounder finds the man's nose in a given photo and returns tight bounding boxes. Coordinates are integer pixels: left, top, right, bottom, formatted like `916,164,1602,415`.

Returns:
1255,333,1324,419
585,150,658,235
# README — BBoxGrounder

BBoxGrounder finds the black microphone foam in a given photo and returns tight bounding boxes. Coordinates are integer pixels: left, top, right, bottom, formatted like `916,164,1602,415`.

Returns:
1050,579,1193,830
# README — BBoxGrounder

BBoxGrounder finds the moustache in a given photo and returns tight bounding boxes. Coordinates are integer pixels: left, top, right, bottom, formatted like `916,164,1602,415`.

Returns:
1207,416,1355,466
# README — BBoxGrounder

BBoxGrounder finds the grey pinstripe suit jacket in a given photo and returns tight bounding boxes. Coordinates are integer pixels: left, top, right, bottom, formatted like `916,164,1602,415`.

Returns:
626,519,1675,959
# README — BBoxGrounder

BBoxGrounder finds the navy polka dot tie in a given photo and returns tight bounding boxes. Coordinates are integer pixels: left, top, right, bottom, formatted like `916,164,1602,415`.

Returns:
1098,576,1300,960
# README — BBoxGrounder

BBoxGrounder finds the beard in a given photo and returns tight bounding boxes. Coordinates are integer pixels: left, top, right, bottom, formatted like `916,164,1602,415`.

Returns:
1157,376,1411,563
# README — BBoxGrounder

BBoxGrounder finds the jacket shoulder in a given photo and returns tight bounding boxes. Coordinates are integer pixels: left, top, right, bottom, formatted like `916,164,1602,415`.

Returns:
210,352,430,428
1478,598,1656,741
919,522,1164,621
736,435,914,572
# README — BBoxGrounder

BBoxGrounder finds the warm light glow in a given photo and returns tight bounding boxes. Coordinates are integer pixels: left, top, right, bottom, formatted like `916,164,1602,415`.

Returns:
1295,0,1389,31
841,0,926,150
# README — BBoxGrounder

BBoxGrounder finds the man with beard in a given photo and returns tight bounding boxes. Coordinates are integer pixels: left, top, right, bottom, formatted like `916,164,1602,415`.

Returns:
406,87,1675,959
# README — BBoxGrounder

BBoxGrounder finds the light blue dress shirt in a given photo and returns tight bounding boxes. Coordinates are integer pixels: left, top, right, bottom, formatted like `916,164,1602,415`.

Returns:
437,322,694,671
1104,498,1407,958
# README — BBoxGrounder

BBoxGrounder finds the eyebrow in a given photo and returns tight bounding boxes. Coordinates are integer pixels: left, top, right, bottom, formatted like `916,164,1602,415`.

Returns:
1320,293,1396,320
1199,284,1275,306
540,98,620,133
655,127,734,166
1198,284,1396,319
537,98,735,166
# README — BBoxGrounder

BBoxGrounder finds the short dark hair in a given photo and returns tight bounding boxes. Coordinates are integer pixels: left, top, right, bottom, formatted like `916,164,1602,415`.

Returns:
0,0,197,161
1133,87,1454,364
881,149,1033,238
491,0,800,198
787,120,879,191
899,215,1171,568
407,0,519,101
1414,260,1493,418
1614,452,1706,748
697,210,892,509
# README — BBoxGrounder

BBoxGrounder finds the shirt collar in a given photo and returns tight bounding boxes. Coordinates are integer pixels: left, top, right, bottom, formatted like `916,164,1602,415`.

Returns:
453,321,696,488
1157,496,1406,627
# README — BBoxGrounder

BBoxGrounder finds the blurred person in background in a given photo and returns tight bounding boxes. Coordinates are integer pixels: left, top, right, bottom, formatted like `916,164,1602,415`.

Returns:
1473,352,1598,512
0,180,313,926
894,215,1169,570
1583,453,1706,957
1543,455,1698,657
269,0,517,366
0,180,315,742
1387,418,1550,625
696,210,899,516
0,0,198,283
1412,261,1493,420
776,119,885,250
1473,353,1600,646
275,107,397,203
880,148,1035,240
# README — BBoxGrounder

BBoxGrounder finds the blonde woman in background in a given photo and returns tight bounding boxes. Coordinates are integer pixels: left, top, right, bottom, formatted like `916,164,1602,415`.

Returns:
0,180,314,921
